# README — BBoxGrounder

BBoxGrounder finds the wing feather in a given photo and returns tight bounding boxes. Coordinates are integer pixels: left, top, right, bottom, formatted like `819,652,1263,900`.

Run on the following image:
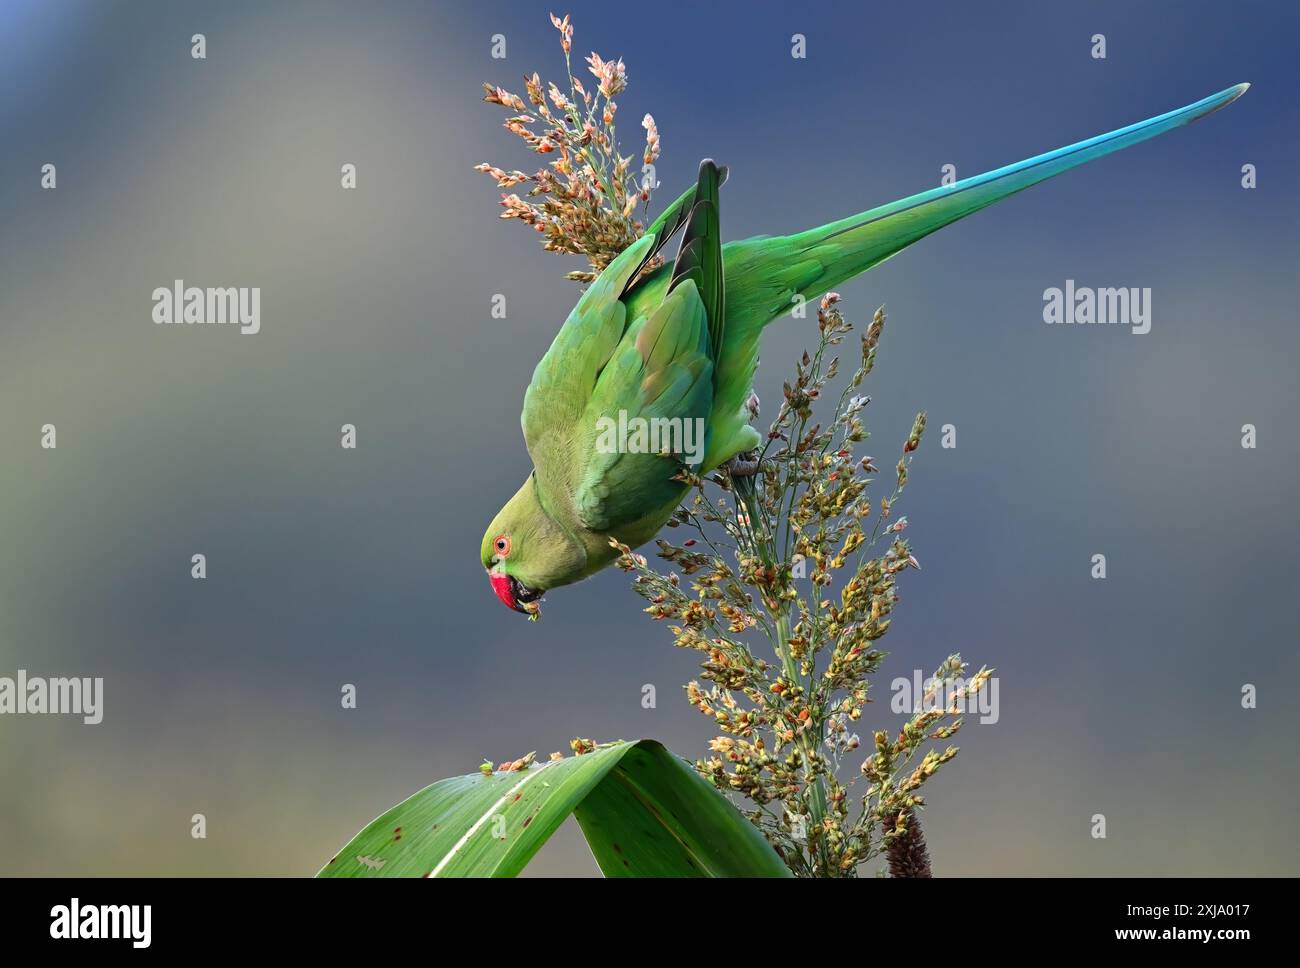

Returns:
574,280,713,532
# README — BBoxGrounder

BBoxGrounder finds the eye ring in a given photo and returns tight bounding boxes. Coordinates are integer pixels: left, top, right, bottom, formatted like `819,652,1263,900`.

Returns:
493,535,511,558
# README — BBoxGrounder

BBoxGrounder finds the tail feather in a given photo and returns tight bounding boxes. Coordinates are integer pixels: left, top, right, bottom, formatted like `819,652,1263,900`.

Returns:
774,83,1248,309
669,159,727,366
623,163,727,301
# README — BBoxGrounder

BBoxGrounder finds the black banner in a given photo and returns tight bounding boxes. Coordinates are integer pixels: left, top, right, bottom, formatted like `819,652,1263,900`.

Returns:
2,877,1282,953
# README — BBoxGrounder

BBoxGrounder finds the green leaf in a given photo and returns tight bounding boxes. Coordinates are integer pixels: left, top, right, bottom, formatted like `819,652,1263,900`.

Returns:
318,739,790,878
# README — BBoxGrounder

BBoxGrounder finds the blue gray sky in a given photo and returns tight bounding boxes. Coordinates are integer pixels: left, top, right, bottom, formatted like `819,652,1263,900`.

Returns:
1,0,1297,875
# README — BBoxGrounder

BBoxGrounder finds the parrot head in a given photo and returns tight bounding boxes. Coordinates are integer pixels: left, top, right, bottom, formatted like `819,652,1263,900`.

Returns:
481,474,588,616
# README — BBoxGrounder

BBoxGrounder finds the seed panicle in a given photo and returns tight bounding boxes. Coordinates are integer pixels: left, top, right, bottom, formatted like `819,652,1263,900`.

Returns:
478,14,661,282
619,298,990,877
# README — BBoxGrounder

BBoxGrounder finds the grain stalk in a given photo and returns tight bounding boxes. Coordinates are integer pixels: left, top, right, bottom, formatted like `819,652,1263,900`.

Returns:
615,295,991,877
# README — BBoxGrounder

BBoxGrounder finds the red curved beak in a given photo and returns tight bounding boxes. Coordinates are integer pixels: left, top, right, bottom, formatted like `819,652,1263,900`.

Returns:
488,569,519,612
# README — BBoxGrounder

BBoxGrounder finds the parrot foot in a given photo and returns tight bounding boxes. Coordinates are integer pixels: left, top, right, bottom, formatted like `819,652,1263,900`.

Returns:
724,451,760,478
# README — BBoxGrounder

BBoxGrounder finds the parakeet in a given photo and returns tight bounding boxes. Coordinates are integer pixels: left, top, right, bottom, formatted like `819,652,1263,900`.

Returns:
482,83,1248,615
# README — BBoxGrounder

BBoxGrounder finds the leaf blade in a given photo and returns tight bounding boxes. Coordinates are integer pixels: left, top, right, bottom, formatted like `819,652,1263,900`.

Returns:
575,742,791,877
318,740,788,878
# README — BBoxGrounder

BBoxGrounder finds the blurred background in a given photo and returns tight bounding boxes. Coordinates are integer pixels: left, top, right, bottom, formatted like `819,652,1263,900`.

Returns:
2,0,1297,876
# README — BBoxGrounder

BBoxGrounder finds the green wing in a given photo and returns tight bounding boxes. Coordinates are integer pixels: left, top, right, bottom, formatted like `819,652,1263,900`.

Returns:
521,166,725,465
523,162,729,531
571,161,728,533
521,232,654,464
574,279,713,533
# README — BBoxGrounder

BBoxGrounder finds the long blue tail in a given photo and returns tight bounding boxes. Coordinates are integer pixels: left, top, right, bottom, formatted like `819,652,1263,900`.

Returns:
757,83,1249,311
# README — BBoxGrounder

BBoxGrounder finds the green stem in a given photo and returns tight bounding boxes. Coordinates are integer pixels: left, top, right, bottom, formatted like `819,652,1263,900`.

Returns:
733,470,830,875
773,606,826,867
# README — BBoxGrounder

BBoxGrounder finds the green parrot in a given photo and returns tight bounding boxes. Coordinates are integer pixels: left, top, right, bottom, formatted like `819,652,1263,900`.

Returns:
482,83,1248,615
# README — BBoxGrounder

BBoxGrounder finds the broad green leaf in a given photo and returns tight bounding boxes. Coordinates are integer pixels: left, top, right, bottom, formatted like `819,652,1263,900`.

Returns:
572,739,791,877
318,739,790,878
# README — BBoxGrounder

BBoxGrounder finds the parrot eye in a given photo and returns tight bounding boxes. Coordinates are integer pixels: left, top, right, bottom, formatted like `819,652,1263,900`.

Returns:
493,535,512,558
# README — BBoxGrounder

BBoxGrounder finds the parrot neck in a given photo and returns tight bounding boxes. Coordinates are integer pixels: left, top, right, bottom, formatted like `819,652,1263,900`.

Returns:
520,473,593,587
